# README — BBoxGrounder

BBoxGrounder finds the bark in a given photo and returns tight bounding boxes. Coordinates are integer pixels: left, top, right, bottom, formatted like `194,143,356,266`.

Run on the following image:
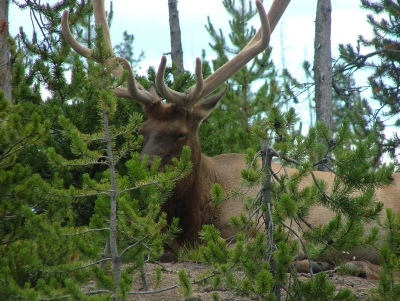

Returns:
104,108,122,298
314,0,332,128
167,0,184,75
260,140,281,300
314,0,332,171
0,0,11,102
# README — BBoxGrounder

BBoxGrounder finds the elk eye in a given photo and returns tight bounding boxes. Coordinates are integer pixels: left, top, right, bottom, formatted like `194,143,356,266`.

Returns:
177,132,187,139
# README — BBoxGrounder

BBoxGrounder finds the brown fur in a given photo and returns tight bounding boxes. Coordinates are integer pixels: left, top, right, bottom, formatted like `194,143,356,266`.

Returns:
216,157,400,264
138,96,400,264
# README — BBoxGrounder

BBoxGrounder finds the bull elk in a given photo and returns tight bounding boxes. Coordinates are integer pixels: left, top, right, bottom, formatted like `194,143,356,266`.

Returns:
62,0,400,264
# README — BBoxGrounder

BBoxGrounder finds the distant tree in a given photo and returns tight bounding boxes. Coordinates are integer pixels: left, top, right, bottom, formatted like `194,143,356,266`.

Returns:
205,0,282,152
314,0,333,129
167,0,184,75
314,0,333,171
114,30,144,70
0,0,11,102
336,0,400,167
336,1,400,298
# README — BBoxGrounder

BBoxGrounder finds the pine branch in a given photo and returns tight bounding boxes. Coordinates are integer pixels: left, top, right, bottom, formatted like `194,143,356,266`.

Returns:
63,228,109,237
127,284,179,295
119,234,150,258
35,289,112,301
44,257,113,274
338,49,400,73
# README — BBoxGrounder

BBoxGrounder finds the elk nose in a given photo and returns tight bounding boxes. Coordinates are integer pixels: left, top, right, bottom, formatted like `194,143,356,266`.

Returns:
140,154,154,170
146,158,153,170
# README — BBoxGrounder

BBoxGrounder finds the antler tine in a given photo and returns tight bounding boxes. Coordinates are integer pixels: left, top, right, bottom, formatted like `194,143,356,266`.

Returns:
156,56,204,110
155,0,288,111
155,56,185,107
61,11,93,58
62,0,157,106
92,0,112,51
243,0,291,53
117,57,155,107
197,0,272,99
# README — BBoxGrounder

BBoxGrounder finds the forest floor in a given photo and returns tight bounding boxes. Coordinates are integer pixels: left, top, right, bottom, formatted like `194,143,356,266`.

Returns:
127,261,379,301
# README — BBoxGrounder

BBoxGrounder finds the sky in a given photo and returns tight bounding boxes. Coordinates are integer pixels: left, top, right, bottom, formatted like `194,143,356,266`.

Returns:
9,1,398,160
106,0,372,81
8,0,384,123
9,0,372,81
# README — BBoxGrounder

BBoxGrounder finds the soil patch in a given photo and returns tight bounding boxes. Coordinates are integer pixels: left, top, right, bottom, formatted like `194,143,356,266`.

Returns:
128,261,378,300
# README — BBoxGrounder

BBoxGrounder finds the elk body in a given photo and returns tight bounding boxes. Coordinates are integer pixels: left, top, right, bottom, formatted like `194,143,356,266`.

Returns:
62,0,399,264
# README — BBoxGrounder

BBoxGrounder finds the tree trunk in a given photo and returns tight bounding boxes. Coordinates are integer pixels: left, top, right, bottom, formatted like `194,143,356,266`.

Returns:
314,0,332,170
0,0,11,102
167,0,184,75
314,0,332,127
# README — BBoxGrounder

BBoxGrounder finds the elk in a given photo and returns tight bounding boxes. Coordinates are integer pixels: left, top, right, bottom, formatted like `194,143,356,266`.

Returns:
62,0,400,264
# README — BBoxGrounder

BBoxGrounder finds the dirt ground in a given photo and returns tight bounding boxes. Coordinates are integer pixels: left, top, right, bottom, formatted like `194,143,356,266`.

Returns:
128,261,379,301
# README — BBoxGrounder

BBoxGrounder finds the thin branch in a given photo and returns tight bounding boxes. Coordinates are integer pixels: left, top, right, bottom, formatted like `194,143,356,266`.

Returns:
36,289,112,301
45,257,112,274
117,180,161,196
63,161,109,167
119,235,150,258
338,49,400,73
63,228,109,237
281,221,315,280
127,285,179,295
310,171,335,203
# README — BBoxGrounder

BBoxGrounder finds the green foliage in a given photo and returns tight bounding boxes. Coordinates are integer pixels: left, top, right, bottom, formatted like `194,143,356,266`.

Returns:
0,90,60,297
5,1,399,300
198,100,393,299
370,209,400,301
291,272,355,301
1,4,192,299
211,183,225,205
114,30,145,69
178,269,193,298
204,0,283,153
334,0,400,166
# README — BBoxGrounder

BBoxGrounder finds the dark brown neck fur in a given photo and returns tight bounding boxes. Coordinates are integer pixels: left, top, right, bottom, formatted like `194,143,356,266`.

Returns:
162,154,219,246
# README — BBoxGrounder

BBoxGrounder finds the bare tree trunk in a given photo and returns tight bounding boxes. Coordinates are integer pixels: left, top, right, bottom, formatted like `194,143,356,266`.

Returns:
167,0,184,75
104,109,122,298
259,139,281,300
314,0,332,127
0,0,11,102
314,0,332,171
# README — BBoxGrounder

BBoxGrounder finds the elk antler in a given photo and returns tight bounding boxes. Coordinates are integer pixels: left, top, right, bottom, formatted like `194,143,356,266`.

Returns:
61,0,156,107
157,0,290,109
62,0,290,109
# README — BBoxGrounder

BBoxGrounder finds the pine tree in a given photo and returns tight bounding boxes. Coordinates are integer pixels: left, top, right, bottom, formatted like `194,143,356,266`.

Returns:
370,209,400,301
1,23,192,300
0,90,52,294
199,101,393,299
337,0,400,167
0,0,11,102
204,0,282,152
1,2,195,299
198,2,394,299
114,30,144,70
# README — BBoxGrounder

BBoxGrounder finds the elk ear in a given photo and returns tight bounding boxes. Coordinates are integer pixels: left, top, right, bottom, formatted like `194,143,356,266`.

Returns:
197,86,228,119
148,83,158,98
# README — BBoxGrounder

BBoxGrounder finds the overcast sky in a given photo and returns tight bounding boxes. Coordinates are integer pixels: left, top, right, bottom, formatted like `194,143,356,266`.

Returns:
9,1,398,158
9,0,373,81
107,0,372,79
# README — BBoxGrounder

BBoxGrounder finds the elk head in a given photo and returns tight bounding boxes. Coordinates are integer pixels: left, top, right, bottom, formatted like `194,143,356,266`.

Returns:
61,0,290,169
